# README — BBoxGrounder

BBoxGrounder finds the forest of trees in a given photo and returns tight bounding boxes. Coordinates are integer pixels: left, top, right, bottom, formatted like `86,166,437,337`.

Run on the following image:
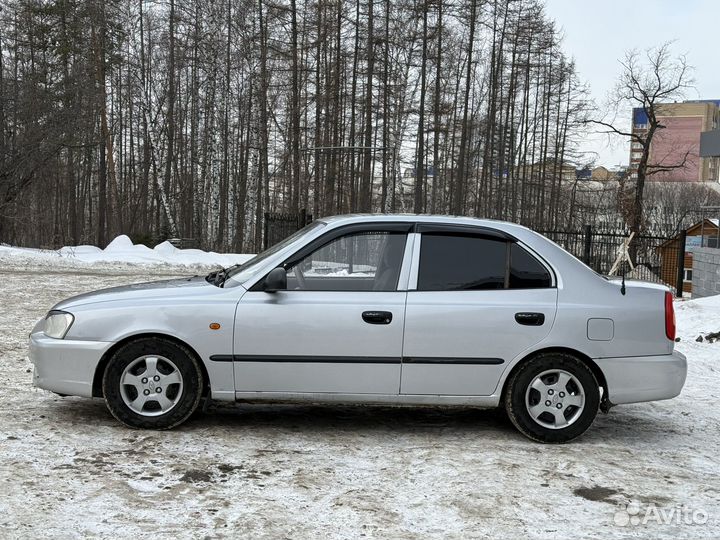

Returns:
0,0,677,251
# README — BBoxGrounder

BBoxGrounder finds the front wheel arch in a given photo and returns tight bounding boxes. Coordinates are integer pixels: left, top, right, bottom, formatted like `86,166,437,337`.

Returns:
500,347,609,410
93,333,210,399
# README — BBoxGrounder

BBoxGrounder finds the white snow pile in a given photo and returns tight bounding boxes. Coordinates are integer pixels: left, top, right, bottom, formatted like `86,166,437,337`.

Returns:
0,235,255,269
676,293,720,342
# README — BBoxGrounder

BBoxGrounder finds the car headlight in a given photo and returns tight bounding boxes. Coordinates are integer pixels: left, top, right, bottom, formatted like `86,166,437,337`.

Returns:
44,310,74,339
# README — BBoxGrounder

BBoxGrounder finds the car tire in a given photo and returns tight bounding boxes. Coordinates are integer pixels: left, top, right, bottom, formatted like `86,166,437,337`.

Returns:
504,352,600,443
102,337,204,429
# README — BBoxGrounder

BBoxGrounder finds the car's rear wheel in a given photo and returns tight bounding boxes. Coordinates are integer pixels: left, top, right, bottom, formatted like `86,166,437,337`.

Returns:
102,337,203,429
504,352,600,443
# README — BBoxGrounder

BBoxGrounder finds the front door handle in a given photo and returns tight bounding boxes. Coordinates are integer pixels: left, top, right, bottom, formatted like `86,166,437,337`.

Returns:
515,312,545,326
362,311,393,325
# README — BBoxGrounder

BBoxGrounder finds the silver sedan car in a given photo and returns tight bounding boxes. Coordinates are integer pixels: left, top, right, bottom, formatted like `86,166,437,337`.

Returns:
29,215,687,442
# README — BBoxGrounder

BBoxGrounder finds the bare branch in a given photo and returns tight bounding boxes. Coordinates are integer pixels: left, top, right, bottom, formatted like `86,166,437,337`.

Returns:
584,119,642,142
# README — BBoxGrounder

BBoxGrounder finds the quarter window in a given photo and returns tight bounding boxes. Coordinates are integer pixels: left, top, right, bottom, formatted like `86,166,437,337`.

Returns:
509,244,552,288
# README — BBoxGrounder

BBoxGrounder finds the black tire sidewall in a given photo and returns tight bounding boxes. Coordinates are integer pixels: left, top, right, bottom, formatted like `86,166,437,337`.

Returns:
102,337,203,429
505,353,600,443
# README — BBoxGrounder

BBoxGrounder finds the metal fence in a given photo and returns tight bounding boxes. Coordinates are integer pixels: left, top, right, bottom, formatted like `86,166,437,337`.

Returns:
538,225,686,296
263,209,313,250
167,237,199,249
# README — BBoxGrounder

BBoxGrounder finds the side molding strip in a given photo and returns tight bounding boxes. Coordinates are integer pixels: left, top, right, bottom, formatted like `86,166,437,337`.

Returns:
209,354,235,362
403,357,504,365
209,355,504,365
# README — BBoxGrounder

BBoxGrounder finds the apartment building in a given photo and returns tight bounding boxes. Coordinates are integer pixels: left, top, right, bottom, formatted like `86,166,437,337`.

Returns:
630,100,720,182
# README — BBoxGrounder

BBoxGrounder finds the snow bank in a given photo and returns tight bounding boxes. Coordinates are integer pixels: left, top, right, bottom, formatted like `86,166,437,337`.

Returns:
0,235,255,269
675,294,720,342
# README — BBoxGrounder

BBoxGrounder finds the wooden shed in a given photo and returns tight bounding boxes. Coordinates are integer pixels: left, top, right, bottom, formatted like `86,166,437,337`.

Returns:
658,219,720,294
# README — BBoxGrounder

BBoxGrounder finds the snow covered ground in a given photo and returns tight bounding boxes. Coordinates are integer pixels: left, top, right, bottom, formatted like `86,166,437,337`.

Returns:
0,235,254,271
0,260,719,538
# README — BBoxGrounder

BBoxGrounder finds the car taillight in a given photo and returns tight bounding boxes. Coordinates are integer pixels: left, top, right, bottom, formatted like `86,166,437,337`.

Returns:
665,291,676,341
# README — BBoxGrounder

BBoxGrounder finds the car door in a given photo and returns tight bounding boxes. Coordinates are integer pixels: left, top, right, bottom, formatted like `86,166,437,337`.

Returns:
233,223,412,395
400,224,558,396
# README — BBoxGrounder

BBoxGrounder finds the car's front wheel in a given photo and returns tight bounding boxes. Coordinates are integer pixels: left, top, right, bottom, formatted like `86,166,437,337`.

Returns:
504,352,600,443
102,337,204,429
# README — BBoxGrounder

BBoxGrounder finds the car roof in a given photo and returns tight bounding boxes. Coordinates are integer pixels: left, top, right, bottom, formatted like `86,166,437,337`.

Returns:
319,213,531,234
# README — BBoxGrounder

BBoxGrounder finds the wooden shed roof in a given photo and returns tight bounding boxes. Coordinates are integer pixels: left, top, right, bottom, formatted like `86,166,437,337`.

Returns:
658,219,720,249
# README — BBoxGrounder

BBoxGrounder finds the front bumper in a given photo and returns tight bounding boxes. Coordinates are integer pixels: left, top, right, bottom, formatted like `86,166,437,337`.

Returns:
29,332,113,398
598,350,687,405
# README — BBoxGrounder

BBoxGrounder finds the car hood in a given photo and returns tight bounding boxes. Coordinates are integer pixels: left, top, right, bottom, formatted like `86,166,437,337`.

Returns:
53,275,225,310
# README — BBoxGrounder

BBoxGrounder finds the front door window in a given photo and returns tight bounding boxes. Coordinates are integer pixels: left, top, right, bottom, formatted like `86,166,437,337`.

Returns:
287,231,407,291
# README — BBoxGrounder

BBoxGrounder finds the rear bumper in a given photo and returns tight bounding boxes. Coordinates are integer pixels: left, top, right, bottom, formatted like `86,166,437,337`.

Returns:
29,332,112,398
598,350,687,405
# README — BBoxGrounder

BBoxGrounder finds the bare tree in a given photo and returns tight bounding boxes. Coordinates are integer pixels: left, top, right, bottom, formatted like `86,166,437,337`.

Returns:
0,0,588,250
587,42,694,235
644,182,720,236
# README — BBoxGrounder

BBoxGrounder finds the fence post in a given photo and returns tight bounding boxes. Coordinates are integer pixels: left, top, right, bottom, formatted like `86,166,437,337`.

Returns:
263,212,270,251
582,224,592,265
675,229,687,298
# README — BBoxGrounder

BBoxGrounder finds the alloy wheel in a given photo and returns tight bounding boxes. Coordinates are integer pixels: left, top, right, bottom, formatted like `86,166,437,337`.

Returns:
119,355,184,416
524,369,585,430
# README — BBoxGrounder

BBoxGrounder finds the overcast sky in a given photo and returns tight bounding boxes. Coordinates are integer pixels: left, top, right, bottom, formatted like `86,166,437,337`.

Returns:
544,0,720,169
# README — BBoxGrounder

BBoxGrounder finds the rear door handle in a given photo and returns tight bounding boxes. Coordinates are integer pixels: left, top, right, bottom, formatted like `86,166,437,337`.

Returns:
362,311,393,325
515,312,545,326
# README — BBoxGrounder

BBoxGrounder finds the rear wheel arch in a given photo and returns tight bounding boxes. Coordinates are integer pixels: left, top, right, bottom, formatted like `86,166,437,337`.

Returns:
501,347,609,408
93,333,210,399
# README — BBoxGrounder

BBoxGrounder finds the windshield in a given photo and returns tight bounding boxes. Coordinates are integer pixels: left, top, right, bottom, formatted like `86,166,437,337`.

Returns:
225,221,326,284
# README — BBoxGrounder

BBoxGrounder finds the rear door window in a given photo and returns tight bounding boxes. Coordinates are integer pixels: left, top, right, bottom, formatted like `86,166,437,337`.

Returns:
417,234,507,291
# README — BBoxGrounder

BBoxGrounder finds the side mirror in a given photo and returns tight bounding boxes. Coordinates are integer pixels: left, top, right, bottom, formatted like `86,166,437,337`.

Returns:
264,267,287,293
